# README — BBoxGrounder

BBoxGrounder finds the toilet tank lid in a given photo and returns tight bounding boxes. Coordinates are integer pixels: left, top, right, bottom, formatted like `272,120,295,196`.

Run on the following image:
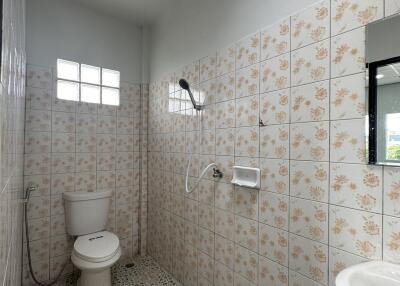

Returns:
63,190,112,202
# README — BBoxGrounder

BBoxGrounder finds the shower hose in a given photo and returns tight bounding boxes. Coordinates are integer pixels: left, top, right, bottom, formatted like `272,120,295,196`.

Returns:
24,187,69,286
185,109,218,194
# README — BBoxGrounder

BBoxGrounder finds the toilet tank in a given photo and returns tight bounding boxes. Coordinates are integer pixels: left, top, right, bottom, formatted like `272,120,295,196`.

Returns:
63,190,112,236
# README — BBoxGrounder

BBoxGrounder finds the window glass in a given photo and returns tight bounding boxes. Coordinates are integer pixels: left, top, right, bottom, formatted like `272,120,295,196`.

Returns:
57,80,79,101
81,64,100,85
81,84,100,104
102,87,119,106
102,69,120,88
56,59,120,106
57,59,79,81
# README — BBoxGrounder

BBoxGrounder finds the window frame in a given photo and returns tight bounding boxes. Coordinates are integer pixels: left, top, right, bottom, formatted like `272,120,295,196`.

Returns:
56,59,120,106
368,55,400,166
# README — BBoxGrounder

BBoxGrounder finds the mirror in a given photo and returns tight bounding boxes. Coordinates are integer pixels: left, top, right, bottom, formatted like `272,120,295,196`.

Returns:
367,14,400,166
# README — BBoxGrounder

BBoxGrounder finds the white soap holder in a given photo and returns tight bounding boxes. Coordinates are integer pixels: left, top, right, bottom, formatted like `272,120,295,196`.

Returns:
231,166,260,189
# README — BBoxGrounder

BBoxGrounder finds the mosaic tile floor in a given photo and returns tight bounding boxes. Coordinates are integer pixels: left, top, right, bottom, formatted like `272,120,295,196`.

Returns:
63,256,181,286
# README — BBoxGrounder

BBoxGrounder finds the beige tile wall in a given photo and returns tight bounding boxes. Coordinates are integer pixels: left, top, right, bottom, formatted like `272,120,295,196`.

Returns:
0,0,26,285
22,64,148,285
147,1,400,285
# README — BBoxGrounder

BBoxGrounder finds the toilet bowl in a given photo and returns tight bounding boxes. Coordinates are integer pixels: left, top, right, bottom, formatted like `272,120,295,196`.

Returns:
63,191,120,286
71,231,121,286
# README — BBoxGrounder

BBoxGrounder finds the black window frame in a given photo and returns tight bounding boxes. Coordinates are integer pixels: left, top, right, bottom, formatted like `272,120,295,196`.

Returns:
368,56,400,165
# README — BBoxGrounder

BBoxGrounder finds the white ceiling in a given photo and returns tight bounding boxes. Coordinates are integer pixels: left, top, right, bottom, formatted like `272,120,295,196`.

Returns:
378,63,400,86
73,0,177,25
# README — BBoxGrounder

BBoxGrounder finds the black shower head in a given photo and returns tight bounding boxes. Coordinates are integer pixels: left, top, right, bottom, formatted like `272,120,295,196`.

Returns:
178,78,203,111
179,78,190,90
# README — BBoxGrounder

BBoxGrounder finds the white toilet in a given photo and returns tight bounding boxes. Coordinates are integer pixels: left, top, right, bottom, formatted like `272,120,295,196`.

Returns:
63,190,121,286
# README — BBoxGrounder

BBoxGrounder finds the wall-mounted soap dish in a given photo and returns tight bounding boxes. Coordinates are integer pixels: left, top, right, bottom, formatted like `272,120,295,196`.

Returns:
231,166,260,189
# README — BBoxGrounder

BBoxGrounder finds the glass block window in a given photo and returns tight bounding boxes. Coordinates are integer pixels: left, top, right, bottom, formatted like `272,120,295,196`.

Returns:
57,59,120,106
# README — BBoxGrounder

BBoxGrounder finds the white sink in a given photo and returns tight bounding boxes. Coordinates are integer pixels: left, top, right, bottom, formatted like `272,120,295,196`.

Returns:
336,261,400,286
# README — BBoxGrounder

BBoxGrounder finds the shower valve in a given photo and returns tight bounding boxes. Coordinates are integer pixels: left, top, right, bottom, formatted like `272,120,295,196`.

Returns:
212,168,223,178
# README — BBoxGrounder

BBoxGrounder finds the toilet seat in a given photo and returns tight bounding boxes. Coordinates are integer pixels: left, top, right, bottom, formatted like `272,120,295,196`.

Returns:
73,231,120,263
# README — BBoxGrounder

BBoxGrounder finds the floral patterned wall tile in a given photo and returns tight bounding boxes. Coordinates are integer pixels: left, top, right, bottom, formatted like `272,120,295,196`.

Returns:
216,100,235,129
289,197,328,243
24,154,51,175
289,270,325,286
329,248,367,286
260,53,290,93
260,158,289,195
260,124,289,159
200,54,217,83
199,203,215,231
215,182,235,211
215,208,235,239
215,234,235,269
198,179,215,206
234,272,257,286
291,39,330,86
290,121,329,161
27,196,50,219
259,255,288,286
330,205,382,259
291,0,330,50
234,244,258,283
180,61,200,86
331,0,383,36
236,32,260,69
259,223,288,266
26,65,53,90
198,251,214,280
235,126,259,157
236,64,260,98
331,27,365,78
52,133,75,153
291,80,330,123
290,160,329,202
330,163,383,212
235,215,258,251
25,109,51,132
216,128,235,156
25,132,51,154
200,80,217,106
215,155,234,184
261,17,290,61
214,260,234,286
26,87,52,110
330,118,366,163
259,192,289,230
201,129,216,155
384,166,400,217
289,234,328,285
52,111,75,133
383,215,400,263
235,96,259,127
216,72,236,102
260,88,290,125
330,73,366,120
234,187,259,220
217,44,236,76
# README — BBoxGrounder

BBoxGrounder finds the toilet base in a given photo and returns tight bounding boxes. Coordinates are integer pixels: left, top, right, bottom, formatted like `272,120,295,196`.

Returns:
78,268,111,286
71,247,121,286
